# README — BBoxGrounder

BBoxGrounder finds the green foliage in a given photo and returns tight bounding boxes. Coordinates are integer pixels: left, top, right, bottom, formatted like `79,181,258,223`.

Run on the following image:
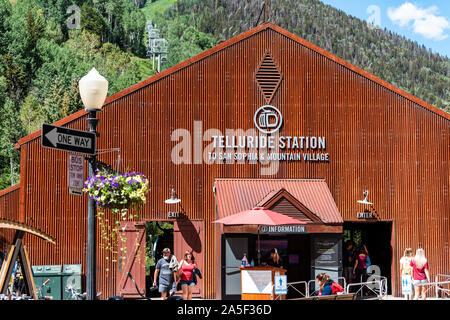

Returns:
0,76,23,188
80,3,109,41
141,0,178,20
19,94,45,134
0,0,153,188
2,54,28,102
145,221,173,274
152,13,216,69
0,0,448,190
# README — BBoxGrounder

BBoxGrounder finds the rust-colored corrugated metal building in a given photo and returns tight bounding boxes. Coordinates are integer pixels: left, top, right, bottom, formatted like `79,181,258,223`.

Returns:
0,185,20,252
0,23,449,299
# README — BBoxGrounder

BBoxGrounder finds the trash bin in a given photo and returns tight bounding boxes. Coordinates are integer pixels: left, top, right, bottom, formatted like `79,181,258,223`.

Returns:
61,264,83,300
32,265,62,300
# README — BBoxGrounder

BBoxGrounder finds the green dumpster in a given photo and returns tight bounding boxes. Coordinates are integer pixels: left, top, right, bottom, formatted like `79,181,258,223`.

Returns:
32,265,62,300
61,264,83,300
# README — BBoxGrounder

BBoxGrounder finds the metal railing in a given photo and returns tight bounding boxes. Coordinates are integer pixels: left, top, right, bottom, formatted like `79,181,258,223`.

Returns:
275,277,347,299
275,274,450,300
434,274,450,298
413,276,450,299
271,280,308,300
346,276,388,299
287,281,309,298
307,277,347,296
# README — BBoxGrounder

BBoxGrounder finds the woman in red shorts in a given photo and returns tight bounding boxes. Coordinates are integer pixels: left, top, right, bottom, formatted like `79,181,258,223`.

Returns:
410,248,430,300
178,250,197,300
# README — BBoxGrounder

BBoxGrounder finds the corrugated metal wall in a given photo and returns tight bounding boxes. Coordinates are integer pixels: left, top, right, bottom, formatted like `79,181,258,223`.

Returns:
0,185,20,251
3,24,449,298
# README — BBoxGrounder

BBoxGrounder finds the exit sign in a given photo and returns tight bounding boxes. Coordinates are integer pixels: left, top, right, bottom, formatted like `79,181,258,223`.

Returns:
167,212,180,219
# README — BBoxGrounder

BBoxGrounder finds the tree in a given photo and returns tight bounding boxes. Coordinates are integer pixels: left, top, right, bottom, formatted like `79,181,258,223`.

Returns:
20,94,45,134
2,54,28,102
0,0,12,55
80,3,109,42
0,94,24,187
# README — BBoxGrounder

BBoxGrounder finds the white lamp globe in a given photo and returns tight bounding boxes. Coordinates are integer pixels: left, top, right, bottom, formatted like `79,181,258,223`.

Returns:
79,68,109,111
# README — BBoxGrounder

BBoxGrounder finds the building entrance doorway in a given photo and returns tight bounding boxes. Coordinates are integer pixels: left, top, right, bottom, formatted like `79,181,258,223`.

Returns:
343,222,393,294
221,234,312,299
145,221,174,298
145,219,204,298
116,219,204,299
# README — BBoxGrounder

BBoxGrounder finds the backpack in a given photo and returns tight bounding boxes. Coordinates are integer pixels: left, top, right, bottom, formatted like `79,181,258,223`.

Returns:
331,281,344,294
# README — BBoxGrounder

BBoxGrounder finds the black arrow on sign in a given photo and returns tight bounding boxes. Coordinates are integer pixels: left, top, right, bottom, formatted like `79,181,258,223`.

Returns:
41,123,96,155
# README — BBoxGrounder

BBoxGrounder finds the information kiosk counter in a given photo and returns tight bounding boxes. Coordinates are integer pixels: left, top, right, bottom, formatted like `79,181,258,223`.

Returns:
239,266,286,300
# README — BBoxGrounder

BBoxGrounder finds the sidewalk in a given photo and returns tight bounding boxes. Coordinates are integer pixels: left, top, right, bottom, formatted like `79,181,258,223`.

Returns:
382,295,444,300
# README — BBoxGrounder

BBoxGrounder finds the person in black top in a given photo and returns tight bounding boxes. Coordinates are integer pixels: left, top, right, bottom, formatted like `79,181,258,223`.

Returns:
266,248,283,268
343,240,354,285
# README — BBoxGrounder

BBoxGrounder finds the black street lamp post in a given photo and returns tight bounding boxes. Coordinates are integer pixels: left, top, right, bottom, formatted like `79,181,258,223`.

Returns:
86,111,99,300
79,68,108,300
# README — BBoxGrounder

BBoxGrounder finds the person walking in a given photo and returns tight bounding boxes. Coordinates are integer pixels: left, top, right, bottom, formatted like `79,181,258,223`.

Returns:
410,248,430,300
353,247,368,283
153,248,178,300
178,250,198,300
399,248,414,300
343,241,354,286
353,246,368,295
363,244,371,272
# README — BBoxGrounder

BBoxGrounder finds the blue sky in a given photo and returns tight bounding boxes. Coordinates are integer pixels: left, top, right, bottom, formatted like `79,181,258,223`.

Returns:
320,0,450,58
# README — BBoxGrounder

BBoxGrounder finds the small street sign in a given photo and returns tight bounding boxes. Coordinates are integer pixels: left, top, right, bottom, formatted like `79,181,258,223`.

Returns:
274,274,287,295
401,274,412,295
41,123,96,155
68,154,84,196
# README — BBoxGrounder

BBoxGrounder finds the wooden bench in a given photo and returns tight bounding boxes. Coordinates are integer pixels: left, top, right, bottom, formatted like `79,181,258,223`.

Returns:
335,293,356,300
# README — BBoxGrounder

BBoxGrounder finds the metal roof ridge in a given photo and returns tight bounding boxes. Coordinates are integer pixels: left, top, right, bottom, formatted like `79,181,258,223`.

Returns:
16,23,273,147
267,24,450,121
16,21,449,148
0,184,20,197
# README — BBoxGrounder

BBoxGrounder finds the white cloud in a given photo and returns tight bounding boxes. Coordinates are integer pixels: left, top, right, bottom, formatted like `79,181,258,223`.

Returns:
387,2,450,40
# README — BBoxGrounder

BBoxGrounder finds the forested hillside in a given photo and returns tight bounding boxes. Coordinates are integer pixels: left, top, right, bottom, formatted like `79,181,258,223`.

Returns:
0,0,153,189
152,0,449,112
0,0,448,190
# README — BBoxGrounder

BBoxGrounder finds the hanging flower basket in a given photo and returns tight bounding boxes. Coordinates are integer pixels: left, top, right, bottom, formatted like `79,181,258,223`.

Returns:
83,170,149,211
83,169,150,275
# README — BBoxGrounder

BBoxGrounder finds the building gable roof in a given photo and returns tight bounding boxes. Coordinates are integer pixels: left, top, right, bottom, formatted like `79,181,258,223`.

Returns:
214,178,343,224
17,22,449,147
257,188,322,224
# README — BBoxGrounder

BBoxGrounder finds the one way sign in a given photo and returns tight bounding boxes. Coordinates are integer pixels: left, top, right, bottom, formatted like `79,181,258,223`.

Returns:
41,123,96,155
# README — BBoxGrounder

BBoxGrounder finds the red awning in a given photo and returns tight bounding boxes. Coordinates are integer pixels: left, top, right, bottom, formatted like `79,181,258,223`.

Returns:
214,179,343,224
213,207,306,226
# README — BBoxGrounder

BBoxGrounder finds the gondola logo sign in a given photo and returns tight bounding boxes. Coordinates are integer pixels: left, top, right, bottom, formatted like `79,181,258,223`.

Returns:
254,105,283,134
